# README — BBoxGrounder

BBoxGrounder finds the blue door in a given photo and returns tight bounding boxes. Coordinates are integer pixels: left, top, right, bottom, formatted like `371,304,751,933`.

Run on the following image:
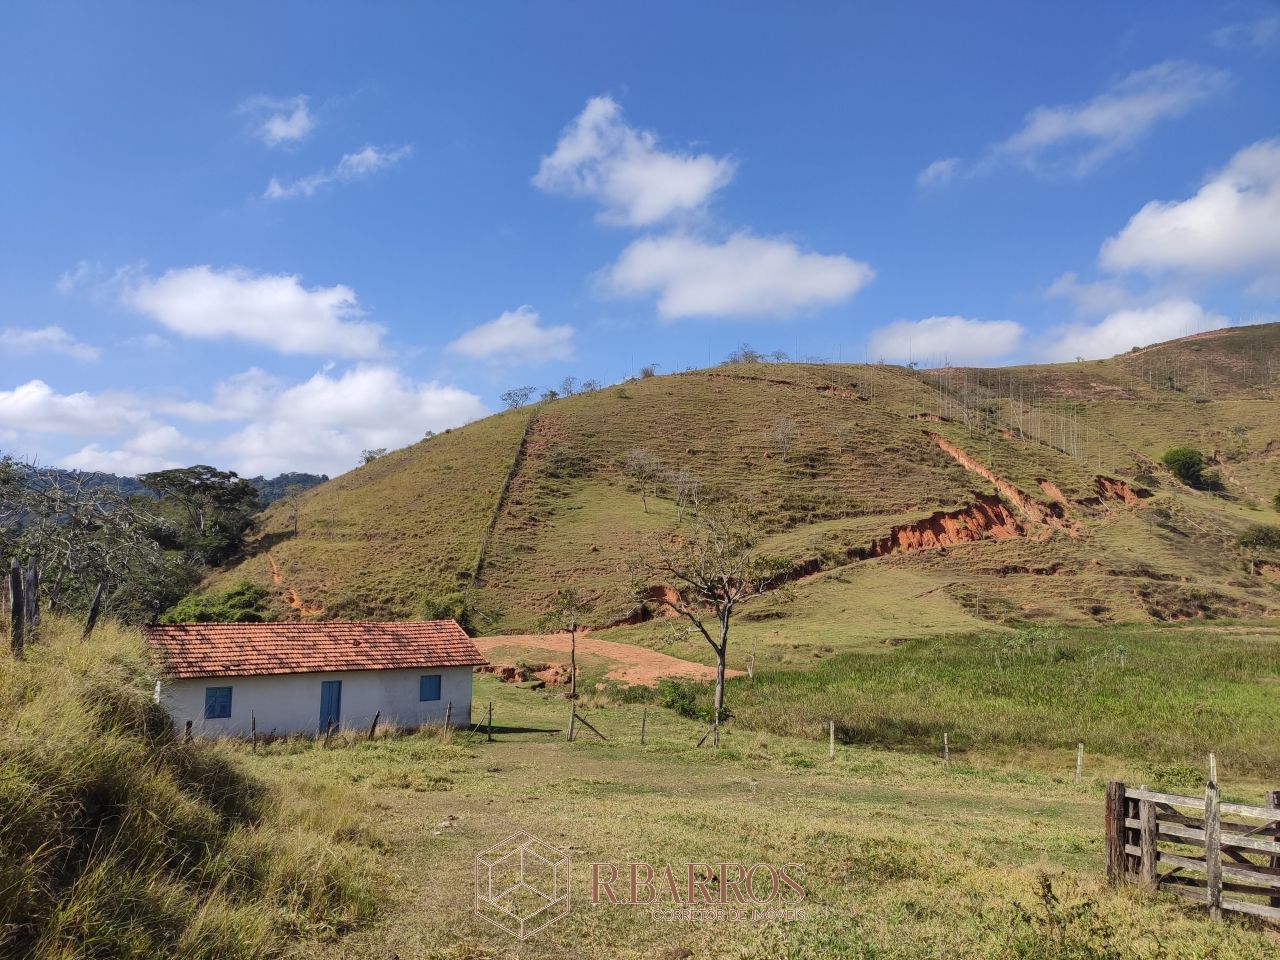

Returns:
319,680,342,731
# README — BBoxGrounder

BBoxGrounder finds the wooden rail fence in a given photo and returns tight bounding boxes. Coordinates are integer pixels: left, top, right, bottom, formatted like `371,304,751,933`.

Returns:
1106,776,1280,924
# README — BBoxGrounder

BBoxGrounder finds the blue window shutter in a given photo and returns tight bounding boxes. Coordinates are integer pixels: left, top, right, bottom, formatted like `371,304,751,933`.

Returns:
419,674,442,701
204,686,232,719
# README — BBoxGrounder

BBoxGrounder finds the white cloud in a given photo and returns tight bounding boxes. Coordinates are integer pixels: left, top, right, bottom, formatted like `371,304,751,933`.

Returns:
1100,138,1280,278
1044,272,1139,315
126,266,384,357
869,316,1025,365
1040,298,1230,361
264,144,411,200
59,445,184,474
59,424,196,474
0,380,148,435
605,232,872,320
213,365,487,475
446,305,574,363
924,61,1227,182
534,96,735,226
239,94,314,148
0,325,99,361
917,157,960,188
1212,15,1280,49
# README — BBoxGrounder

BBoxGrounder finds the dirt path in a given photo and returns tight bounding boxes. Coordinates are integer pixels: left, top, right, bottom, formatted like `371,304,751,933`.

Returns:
472,633,743,687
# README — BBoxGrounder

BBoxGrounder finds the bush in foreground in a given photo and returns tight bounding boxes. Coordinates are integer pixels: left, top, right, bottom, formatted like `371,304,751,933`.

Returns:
0,617,375,958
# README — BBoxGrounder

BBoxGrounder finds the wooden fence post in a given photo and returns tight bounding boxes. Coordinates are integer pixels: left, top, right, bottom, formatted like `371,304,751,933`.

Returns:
8,558,23,658
443,701,452,731
1075,743,1084,784
487,701,493,742
1138,791,1157,890
640,705,647,745
183,720,193,743
324,716,335,748
368,710,380,741
943,732,950,769
1266,789,1280,910
1205,755,1222,922
1104,781,1127,884
829,721,835,760
251,712,257,754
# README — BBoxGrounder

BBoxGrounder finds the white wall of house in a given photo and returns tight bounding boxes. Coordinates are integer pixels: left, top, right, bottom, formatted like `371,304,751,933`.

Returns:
157,666,475,737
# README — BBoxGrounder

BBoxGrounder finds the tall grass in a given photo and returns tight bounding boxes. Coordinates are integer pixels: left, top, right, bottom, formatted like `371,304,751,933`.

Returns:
728,625,1280,774
0,617,377,959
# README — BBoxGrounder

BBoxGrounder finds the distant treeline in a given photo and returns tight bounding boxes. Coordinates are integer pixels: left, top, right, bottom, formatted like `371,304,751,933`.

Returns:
15,467,328,505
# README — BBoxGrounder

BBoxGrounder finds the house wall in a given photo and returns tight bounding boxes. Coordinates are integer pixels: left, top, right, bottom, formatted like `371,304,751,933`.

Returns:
157,666,475,737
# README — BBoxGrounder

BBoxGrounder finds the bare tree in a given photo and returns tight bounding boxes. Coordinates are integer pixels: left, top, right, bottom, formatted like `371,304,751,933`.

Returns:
640,506,788,746
1,457,168,636
559,375,578,397
282,483,304,536
623,449,664,514
538,587,596,740
831,421,859,453
772,418,798,461
580,379,602,394
668,467,701,522
500,386,536,410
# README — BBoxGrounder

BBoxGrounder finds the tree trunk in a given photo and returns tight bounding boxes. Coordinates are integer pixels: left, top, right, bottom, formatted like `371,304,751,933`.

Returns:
712,614,729,747
82,580,107,640
569,626,578,701
23,557,39,641
8,558,23,658
641,485,648,514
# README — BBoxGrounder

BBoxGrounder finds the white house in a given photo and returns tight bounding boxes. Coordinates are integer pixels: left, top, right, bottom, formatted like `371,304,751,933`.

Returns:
146,620,487,737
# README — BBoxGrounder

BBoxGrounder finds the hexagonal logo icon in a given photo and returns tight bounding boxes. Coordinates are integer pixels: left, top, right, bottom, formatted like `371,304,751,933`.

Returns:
475,830,571,939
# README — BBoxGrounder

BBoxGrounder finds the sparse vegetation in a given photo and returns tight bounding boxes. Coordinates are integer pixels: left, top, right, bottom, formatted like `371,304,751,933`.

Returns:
1237,523,1280,552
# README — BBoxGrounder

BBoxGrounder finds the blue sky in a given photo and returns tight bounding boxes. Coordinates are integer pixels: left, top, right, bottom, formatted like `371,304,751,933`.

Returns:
1,2,1278,477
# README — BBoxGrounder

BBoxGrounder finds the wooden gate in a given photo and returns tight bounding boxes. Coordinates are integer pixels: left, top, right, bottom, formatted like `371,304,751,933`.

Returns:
1105,779,1280,923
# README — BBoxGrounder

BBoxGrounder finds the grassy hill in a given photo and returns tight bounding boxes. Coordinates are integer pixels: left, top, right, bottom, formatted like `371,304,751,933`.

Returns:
210,323,1280,659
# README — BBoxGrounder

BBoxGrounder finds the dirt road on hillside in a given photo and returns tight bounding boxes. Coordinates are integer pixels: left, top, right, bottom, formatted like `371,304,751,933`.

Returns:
472,633,744,687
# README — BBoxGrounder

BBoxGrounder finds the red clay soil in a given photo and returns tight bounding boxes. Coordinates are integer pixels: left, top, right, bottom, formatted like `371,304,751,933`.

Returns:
471,633,742,687
866,494,1025,556
927,433,1076,534
268,557,324,617
1093,475,1150,506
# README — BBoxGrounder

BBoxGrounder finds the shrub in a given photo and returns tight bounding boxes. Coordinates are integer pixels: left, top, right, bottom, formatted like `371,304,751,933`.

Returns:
1160,447,1206,488
159,581,271,623
1237,524,1280,552
1273,490,1280,512
418,592,473,633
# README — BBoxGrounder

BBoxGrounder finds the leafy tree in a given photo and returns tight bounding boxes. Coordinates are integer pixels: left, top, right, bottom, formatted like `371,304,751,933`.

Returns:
359,448,387,465
623,449,664,514
139,465,261,566
159,581,271,623
1161,447,1207,488
637,505,789,746
539,389,560,403
500,386,535,409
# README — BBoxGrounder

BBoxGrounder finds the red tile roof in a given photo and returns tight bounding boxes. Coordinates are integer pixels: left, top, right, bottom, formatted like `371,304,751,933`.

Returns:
146,621,487,680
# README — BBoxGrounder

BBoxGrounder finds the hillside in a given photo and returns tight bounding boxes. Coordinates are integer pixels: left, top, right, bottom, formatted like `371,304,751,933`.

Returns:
211,323,1280,662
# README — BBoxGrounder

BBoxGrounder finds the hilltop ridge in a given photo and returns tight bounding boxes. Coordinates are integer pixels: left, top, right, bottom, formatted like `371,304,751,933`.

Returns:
208,323,1280,662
